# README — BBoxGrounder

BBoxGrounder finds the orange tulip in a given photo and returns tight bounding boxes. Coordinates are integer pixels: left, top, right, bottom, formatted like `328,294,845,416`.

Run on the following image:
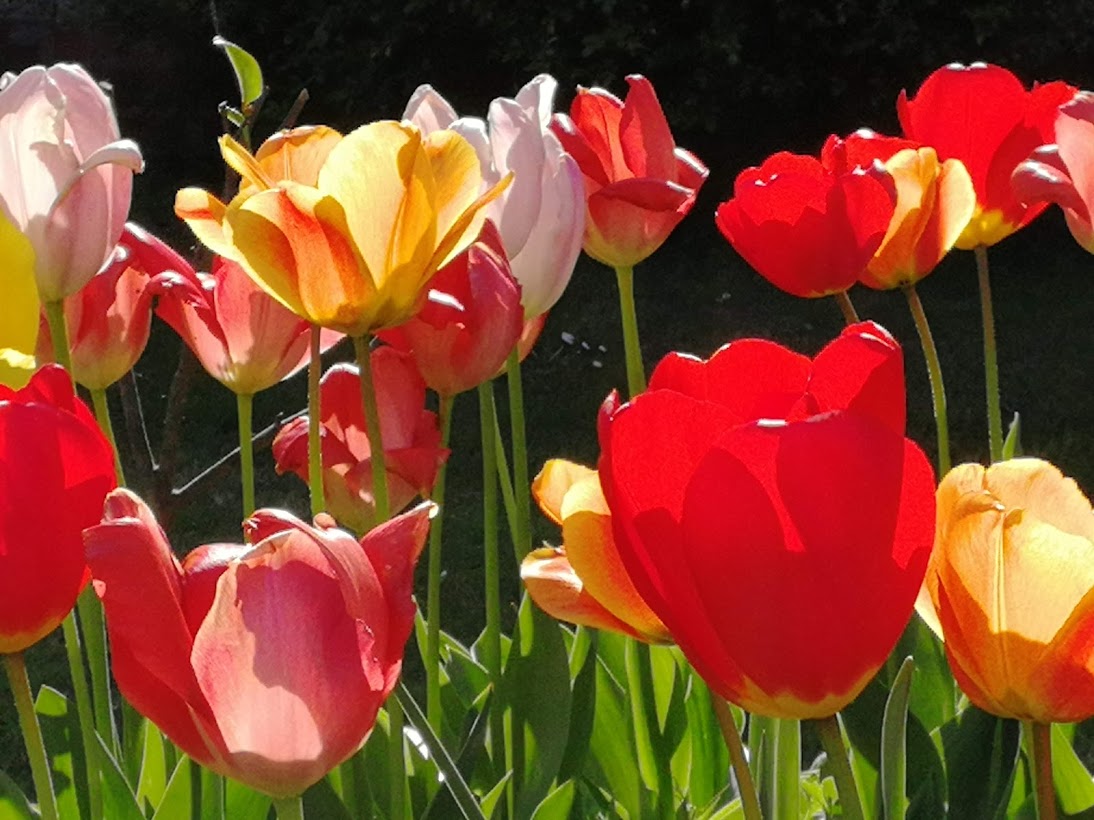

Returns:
924,458,1094,722
176,123,509,336
521,459,670,643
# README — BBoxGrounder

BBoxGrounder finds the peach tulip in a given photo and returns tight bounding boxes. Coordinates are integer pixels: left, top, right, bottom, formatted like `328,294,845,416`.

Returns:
85,489,433,797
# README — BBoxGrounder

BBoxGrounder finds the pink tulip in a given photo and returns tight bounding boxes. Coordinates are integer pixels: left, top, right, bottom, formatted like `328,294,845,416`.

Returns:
379,222,524,396
0,64,143,301
155,254,343,396
404,74,585,319
85,489,433,797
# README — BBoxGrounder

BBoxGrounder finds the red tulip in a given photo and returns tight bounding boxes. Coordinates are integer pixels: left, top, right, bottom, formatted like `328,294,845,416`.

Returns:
550,75,708,268
272,349,447,533
0,365,116,652
715,146,896,298
599,322,935,717
85,489,432,797
155,253,342,396
1013,92,1094,253
898,62,1076,248
379,222,524,396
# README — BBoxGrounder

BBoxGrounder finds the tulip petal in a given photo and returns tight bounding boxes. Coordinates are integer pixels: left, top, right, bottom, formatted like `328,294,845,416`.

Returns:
809,321,905,435
0,211,38,388
533,459,596,526
253,126,342,189
619,75,676,181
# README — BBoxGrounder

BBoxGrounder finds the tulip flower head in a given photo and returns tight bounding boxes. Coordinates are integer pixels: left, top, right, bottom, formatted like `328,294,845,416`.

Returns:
0,63,143,302
550,75,709,268
176,122,509,336
924,459,1094,723
898,62,1076,248
599,322,935,718
405,75,585,319
85,490,434,797
1013,91,1094,254
0,365,116,652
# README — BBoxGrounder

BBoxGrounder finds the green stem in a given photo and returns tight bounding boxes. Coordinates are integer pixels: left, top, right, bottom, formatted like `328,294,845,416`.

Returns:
352,335,390,523
624,639,672,816
749,714,777,818
835,290,861,325
43,300,74,377
272,794,305,820
775,718,801,820
61,612,102,818
813,714,865,820
975,245,1004,462
426,393,455,732
307,325,326,517
903,285,951,476
89,388,126,484
712,697,762,820
236,392,255,517
613,265,647,397
478,381,505,768
3,653,60,820
505,347,531,563
491,404,520,553
1025,721,1057,820
77,588,116,759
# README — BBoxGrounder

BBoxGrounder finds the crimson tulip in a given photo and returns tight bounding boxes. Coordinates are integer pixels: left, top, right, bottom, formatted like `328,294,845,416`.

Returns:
599,322,935,718
379,222,524,397
0,365,115,652
550,75,708,268
85,489,433,797
898,62,1076,248
716,146,896,298
272,349,447,533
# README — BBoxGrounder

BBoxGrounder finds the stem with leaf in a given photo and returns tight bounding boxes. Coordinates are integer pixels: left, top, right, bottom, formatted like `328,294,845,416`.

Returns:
813,714,865,820
272,795,304,820
974,245,1004,462
1025,721,1057,820
90,388,126,483
478,381,505,767
426,393,455,732
713,696,762,820
3,653,60,820
903,284,951,476
614,265,647,397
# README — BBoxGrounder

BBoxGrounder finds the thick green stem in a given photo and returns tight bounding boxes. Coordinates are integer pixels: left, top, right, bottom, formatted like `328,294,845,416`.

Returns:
352,335,390,523
712,697,762,820
61,613,102,818
775,718,801,820
426,393,455,732
613,265,647,397
624,639,672,815
750,714,777,817
491,402,520,552
975,245,1004,462
904,285,952,476
77,588,116,758
307,325,325,517
835,290,861,325
90,388,126,484
272,794,305,820
1026,721,1057,820
813,714,865,820
43,300,74,376
236,392,255,517
505,347,531,563
478,381,505,768
4,653,60,820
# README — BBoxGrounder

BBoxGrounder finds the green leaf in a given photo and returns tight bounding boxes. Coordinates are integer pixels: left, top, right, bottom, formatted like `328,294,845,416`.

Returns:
302,776,352,820
95,735,144,820
587,657,641,818
0,768,35,820
479,773,511,820
939,705,1020,820
225,779,272,819
1002,412,1022,460
1050,723,1094,814
881,657,914,820
558,628,597,783
681,669,730,812
892,617,955,733
211,36,265,110
530,780,575,820
151,757,191,820
34,685,83,820
135,719,166,813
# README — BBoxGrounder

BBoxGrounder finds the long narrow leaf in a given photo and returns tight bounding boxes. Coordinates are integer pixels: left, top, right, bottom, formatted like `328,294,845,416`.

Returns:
881,657,914,820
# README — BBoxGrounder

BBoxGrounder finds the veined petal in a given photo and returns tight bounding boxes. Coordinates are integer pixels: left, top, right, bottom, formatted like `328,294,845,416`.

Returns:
219,135,276,191
253,126,343,188
175,188,237,260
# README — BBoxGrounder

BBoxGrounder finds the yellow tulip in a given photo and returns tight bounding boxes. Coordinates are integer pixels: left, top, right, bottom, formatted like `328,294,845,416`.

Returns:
0,210,39,388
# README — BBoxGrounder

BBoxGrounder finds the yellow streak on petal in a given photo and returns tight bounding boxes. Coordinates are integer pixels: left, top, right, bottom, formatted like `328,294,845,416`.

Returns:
219,135,277,191
532,459,597,526
175,188,238,260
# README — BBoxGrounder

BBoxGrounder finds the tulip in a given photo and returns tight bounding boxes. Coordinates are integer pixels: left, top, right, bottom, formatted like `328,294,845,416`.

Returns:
176,122,509,336
550,75,708,269
404,75,585,319
0,63,143,302
715,146,896,298
898,62,1076,248
0,210,38,389
924,459,1094,723
521,458,670,643
272,349,447,533
85,488,434,797
378,222,524,397
1013,91,1094,254
0,365,116,653
598,322,935,718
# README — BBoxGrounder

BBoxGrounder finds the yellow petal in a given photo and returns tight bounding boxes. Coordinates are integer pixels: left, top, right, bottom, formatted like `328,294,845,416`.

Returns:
0,212,39,387
428,171,512,273
532,459,597,525
254,125,343,188
175,188,238,260
218,135,276,191
934,158,976,258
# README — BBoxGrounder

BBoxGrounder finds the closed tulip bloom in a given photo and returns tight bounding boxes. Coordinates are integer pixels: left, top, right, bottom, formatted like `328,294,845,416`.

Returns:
1013,92,1094,253
0,63,143,302
405,75,585,318
273,350,447,533
925,459,1094,723
600,322,935,717
550,75,708,268
716,148,896,297
379,222,524,396
176,122,509,336
0,365,116,652
898,62,1076,248
85,489,433,797
0,210,38,388
521,458,670,643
